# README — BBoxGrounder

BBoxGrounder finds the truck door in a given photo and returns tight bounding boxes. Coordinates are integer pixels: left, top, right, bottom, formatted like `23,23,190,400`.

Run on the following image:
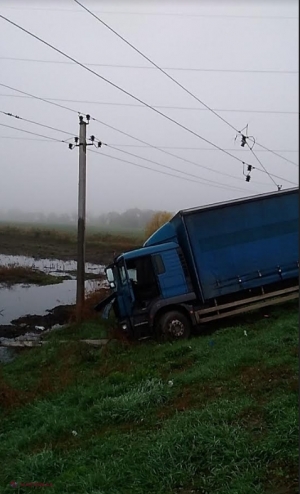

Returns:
152,249,190,298
116,259,135,318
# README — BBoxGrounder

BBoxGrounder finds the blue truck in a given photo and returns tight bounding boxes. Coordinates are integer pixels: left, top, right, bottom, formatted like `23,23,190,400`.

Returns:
97,188,299,339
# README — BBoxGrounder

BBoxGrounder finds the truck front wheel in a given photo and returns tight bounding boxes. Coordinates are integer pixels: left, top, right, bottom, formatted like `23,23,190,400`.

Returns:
157,311,191,341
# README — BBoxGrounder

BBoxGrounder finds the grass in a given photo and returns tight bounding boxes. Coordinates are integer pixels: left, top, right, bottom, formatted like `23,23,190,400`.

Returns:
0,265,70,287
0,221,145,237
0,302,298,493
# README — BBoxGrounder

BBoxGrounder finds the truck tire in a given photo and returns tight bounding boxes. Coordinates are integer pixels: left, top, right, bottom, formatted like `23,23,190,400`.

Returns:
157,311,191,341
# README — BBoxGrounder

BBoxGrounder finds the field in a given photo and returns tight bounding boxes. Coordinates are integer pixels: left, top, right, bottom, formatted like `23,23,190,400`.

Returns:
0,303,298,494
0,224,142,265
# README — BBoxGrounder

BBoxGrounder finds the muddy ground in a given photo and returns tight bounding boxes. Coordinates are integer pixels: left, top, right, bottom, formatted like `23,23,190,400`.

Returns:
0,227,141,265
0,304,75,339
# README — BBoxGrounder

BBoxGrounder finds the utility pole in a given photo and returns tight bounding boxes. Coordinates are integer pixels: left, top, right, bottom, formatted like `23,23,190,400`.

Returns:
69,115,102,324
76,115,88,322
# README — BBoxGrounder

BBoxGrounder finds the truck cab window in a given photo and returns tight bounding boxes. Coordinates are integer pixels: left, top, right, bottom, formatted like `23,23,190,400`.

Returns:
126,256,159,304
152,254,165,274
118,265,127,285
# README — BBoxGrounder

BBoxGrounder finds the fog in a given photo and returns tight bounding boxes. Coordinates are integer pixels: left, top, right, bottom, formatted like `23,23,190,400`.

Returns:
0,0,298,217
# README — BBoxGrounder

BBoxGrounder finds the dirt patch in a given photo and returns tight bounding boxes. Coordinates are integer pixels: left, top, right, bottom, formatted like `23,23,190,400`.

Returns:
157,382,225,420
237,405,265,438
68,288,110,323
0,305,74,339
0,342,79,411
290,346,298,358
238,364,298,400
10,305,74,331
0,373,34,409
264,460,299,494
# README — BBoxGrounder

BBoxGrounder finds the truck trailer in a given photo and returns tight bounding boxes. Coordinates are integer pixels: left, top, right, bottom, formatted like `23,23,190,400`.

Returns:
96,188,299,339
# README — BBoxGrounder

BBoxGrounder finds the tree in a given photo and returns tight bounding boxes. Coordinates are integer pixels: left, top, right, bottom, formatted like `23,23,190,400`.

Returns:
145,211,173,239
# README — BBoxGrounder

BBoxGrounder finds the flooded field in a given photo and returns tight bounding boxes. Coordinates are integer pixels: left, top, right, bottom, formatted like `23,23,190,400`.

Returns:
0,254,106,326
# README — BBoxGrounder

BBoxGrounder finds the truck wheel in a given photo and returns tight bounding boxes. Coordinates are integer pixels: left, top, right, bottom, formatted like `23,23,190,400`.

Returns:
157,311,191,341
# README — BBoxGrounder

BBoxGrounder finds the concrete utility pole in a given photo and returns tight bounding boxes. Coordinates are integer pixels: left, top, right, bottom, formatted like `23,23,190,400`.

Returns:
76,115,88,323
68,115,101,324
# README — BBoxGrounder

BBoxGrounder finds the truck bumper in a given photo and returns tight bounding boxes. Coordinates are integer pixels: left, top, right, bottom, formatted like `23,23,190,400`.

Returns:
118,318,151,339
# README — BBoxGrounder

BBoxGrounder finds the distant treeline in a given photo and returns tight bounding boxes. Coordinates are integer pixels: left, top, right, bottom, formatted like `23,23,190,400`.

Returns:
0,208,170,231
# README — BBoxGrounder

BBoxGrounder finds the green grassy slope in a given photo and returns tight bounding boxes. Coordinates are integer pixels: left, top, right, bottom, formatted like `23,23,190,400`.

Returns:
0,304,298,494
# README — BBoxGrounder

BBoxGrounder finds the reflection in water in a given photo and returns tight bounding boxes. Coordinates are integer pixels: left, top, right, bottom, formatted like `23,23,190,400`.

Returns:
0,255,106,325
0,254,103,275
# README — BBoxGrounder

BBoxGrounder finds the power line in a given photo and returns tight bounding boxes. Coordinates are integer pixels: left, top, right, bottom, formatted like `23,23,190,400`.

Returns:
1,93,297,115
74,0,238,133
0,82,256,184
0,83,79,115
3,106,296,188
0,6,297,19
0,110,75,137
90,144,300,153
1,104,291,192
0,123,293,193
74,0,299,169
0,122,68,142
1,14,297,182
246,142,282,190
0,135,55,141
0,14,264,174
1,56,297,75
0,108,261,191
254,142,299,167
0,121,259,194
0,108,260,191
105,144,258,193
1,82,296,187
0,135,298,153
0,122,238,191
90,119,297,187
0,117,260,193
89,147,259,192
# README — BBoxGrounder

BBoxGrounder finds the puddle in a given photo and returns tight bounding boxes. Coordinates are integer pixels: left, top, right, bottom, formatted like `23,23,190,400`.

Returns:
0,254,106,326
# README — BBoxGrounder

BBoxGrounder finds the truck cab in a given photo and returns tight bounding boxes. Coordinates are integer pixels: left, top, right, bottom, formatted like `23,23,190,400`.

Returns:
103,238,196,339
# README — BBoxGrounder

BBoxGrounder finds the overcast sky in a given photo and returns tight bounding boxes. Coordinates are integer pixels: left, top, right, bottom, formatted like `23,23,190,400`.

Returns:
0,0,298,215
